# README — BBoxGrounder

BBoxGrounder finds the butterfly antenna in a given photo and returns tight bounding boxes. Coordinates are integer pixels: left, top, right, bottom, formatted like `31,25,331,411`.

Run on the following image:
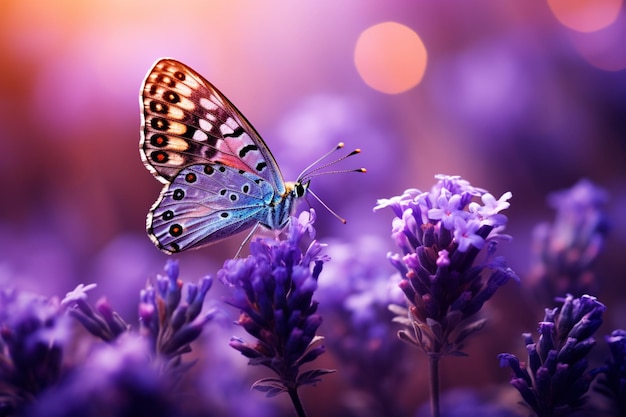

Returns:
298,144,365,181
297,142,346,180
306,188,347,224
303,167,367,179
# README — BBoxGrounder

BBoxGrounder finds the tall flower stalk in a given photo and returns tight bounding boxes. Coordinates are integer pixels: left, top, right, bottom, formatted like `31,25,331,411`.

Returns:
375,174,517,417
218,209,334,417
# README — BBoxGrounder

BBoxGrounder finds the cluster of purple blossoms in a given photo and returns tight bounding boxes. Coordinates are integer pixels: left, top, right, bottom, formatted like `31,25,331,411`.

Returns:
375,174,518,358
529,179,609,303
499,294,606,417
64,260,215,376
218,209,333,415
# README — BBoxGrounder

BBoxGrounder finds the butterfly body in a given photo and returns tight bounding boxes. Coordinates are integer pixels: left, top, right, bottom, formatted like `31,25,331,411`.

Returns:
140,59,310,254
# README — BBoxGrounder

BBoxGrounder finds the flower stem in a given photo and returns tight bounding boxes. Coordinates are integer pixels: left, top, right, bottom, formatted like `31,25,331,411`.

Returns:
429,355,441,417
288,387,308,417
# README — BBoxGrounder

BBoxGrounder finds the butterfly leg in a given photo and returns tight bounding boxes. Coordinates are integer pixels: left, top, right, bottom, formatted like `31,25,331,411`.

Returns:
234,222,262,258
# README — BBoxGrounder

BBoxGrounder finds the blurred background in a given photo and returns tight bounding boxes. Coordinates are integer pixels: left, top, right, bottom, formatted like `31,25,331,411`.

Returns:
0,0,625,415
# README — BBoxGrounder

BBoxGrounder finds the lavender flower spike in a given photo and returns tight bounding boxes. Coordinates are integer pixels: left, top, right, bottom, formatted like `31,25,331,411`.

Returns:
375,175,517,358
499,294,606,417
64,261,215,378
377,175,516,417
219,209,333,416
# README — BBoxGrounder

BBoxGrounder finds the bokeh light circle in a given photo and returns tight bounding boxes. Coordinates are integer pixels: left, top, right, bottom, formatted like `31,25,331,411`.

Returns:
547,0,622,33
354,22,427,94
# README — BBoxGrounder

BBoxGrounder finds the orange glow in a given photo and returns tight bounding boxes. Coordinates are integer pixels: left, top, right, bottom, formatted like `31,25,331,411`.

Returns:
354,22,427,94
547,0,622,32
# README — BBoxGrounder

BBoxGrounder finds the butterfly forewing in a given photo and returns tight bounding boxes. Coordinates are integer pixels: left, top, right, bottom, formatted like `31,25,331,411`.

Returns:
140,58,284,191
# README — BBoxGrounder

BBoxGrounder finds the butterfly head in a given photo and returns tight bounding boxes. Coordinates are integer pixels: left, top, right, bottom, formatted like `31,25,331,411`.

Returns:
286,180,310,199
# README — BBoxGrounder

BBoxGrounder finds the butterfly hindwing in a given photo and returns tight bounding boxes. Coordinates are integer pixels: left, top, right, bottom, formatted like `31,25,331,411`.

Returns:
140,58,285,193
147,163,276,254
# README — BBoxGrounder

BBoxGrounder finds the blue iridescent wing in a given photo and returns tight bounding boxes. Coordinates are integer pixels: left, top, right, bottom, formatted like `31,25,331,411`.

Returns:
147,163,277,254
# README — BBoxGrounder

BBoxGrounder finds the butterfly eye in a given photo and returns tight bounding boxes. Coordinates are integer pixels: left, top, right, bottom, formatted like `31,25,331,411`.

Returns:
295,182,308,198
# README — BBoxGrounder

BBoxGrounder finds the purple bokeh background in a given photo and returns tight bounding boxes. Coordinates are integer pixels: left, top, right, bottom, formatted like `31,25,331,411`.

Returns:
1,1,625,415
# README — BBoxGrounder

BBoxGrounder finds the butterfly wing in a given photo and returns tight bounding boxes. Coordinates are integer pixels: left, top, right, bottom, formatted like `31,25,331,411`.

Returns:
147,163,276,253
140,58,285,194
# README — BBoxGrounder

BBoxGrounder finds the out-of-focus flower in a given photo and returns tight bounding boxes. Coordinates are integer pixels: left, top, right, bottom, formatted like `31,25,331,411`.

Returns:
375,174,517,358
27,334,182,417
198,320,280,417
415,387,521,417
0,289,69,414
63,260,215,377
499,294,606,417
218,209,333,413
317,235,410,417
529,179,609,303
595,329,626,416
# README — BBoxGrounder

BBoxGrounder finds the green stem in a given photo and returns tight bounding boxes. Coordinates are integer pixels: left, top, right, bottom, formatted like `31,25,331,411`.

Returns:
429,355,441,417
288,387,308,417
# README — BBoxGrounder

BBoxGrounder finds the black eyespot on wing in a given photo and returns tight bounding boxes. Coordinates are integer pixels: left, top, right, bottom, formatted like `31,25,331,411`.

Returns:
185,173,197,183
151,151,169,163
149,101,168,114
151,117,169,131
173,189,185,201
204,166,214,175
220,212,229,218
163,91,180,104
242,184,250,193
163,210,174,220
150,134,168,147
169,224,183,237
174,71,186,81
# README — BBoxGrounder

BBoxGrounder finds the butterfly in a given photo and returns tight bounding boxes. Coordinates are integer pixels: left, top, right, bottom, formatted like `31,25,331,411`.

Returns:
140,58,363,254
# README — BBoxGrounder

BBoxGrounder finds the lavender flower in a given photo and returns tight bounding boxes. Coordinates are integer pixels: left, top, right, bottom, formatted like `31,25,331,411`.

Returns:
0,289,69,414
376,175,517,417
595,329,626,415
63,260,215,377
529,179,609,303
27,335,182,417
499,294,606,417
218,209,333,417
375,175,517,358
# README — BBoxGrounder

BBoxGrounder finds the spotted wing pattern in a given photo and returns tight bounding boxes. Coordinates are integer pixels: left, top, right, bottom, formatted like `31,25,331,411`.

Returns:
147,163,276,254
140,58,285,192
